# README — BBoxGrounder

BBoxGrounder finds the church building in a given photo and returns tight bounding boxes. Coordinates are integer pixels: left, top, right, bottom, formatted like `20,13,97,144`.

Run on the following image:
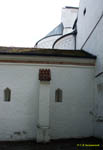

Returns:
0,0,102,143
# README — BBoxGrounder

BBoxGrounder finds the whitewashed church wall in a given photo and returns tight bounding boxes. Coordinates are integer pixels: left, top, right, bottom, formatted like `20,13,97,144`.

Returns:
94,76,103,138
54,35,75,50
50,65,95,139
76,0,103,73
0,64,39,141
63,28,73,35
77,0,103,51
81,17,103,75
61,7,78,29
93,73,103,139
36,35,61,49
76,0,103,139
0,63,95,140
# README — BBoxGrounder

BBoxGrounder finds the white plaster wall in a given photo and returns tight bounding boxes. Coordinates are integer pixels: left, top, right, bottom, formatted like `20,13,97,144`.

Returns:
37,81,50,142
63,28,73,35
76,0,103,139
94,76,103,138
36,35,61,49
0,63,95,141
61,8,78,29
81,17,103,74
38,82,50,127
0,65,39,141
54,35,75,50
50,66,95,139
77,0,103,51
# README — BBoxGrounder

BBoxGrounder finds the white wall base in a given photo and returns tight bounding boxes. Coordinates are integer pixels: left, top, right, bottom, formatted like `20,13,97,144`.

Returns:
36,127,50,143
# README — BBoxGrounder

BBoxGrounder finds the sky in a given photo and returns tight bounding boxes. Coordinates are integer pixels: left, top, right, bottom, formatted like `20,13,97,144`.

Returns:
0,0,80,47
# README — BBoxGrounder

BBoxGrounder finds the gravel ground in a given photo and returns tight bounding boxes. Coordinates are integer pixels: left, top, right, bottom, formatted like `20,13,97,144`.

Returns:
0,137,102,150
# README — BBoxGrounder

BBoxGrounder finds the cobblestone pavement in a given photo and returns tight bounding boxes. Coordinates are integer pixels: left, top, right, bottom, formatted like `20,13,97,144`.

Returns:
0,137,102,150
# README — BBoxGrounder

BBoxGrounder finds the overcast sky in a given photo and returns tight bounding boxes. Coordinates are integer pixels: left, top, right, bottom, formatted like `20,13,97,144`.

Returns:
0,0,80,47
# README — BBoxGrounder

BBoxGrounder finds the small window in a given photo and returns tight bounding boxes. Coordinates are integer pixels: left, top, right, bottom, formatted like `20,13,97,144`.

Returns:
55,88,62,102
4,88,11,102
83,8,86,16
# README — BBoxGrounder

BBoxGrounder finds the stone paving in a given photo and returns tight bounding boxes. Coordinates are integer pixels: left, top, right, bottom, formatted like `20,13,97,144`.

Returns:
0,137,102,150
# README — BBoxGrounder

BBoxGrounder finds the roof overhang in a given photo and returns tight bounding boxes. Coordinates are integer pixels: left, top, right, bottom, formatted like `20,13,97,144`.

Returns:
0,46,96,66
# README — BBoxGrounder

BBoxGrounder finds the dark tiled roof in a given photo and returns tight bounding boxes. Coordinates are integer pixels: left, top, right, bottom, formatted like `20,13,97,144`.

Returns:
0,46,96,59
